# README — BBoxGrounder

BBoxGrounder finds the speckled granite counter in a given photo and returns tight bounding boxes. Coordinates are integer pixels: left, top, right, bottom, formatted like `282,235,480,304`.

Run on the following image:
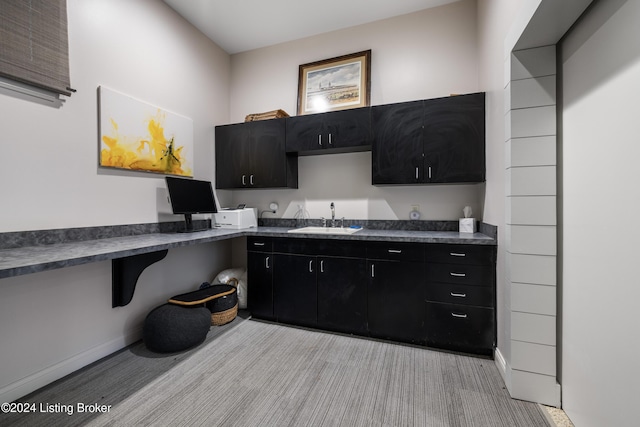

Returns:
0,225,495,280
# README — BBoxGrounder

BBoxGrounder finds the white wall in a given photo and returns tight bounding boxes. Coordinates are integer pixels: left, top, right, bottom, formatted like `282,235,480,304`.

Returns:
0,0,232,402
476,0,525,380
561,0,640,425
226,0,484,221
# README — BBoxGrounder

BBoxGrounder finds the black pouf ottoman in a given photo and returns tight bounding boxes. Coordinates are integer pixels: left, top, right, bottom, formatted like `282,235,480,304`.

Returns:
143,304,211,353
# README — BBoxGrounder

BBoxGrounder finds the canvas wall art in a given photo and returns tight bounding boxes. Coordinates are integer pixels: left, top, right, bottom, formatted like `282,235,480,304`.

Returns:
98,86,194,177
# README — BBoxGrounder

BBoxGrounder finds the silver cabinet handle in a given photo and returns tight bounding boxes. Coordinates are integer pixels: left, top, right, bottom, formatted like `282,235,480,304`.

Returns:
450,272,466,277
250,174,254,185
265,256,270,269
451,313,468,318
415,167,419,180
254,242,265,246
242,175,246,185
318,135,322,146
450,292,466,298
450,252,466,257
309,260,313,273
388,249,402,254
371,264,375,278
320,260,324,273
328,133,332,145
428,166,432,179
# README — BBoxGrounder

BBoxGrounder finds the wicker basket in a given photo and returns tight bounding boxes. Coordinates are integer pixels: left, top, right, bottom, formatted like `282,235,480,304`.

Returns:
207,278,239,326
244,109,289,122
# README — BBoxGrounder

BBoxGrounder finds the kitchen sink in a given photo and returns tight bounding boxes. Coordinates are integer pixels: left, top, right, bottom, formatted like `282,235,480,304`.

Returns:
287,226,362,235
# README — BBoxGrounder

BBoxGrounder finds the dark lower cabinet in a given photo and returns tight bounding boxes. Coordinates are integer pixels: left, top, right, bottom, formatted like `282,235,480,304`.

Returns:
247,237,274,320
246,237,496,357
317,257,367,335
273,253,317,327
425,303,494,356
368,260,425,344
247,251,274,320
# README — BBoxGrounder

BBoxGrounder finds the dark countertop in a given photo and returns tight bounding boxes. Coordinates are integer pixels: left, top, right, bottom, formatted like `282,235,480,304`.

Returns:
0,226,495,280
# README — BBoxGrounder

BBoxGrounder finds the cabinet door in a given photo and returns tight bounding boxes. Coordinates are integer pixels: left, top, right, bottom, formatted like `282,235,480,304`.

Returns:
317,256,367,335
215,123,252,189
372,101,424,184
324,107,371,151
248,119,291,188
285,114,326,152
368,260,425,344
247,251,274,320
423,93,485,183
273,254,317,327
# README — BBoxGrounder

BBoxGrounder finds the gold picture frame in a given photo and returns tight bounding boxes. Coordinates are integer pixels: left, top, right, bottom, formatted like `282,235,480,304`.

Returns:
297,50,371,115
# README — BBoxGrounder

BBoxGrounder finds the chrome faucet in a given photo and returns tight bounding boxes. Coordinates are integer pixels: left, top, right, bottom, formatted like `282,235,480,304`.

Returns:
330,202,336,227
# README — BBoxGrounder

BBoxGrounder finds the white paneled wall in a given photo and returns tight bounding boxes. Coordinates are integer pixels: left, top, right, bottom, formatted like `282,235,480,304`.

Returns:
504,45,560,406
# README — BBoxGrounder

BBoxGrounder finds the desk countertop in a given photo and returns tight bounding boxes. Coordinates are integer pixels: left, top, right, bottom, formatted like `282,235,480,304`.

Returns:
0,226,495,280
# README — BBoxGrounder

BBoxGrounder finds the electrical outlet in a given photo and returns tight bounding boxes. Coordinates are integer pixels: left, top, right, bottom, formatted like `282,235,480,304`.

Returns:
411,204,420,212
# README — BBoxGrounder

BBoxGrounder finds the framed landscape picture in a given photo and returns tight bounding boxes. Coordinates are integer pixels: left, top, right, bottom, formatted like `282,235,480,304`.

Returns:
297,50,371,115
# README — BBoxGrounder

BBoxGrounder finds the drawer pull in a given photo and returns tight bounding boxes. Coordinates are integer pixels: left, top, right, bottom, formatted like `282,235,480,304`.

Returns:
265,256,270,269
388,249,402,254
450,272,466,277
371,264,375,278
450,292,466,298
320,260,324,273
450,252,466,257
309,260,313,273
253,242,265,246
451,313,468,319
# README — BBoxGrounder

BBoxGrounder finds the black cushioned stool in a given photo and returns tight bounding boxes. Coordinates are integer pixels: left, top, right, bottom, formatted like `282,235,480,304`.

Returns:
143,304,211,353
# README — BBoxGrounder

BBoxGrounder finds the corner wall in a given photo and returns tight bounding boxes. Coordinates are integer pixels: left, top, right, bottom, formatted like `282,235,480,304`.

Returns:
226,0,483,222
0,0,232,402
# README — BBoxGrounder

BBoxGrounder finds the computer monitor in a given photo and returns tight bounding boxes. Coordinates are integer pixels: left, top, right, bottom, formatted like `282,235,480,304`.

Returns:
165,176,217,232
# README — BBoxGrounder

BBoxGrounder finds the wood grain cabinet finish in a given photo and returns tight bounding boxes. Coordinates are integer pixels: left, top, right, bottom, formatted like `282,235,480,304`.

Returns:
372,92,485,185
424,243,496,355
246,238,496,356
286,107,371,155
215,118,297,189
247,237,274,320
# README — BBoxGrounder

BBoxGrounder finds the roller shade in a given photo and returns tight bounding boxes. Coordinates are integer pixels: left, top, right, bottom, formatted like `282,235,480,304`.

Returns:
0,0,71,96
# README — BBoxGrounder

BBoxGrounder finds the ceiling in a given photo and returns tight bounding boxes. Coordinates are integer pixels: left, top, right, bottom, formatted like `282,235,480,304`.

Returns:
162,0,461,54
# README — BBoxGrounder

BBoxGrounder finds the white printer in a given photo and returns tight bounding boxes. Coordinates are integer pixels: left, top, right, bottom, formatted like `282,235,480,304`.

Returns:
213,206,257,229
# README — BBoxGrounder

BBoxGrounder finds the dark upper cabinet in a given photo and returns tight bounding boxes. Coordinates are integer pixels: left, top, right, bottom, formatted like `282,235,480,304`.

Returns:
286,107,371,154
372,93,485,185
371,100,424,184
423,94,485,183
215,118,297,189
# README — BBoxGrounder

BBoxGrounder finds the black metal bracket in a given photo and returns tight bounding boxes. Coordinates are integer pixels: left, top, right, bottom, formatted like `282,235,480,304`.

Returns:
112,250,168,307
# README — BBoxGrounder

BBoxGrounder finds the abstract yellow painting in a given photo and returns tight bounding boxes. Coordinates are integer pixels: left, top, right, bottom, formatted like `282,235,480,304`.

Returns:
98,86,193,176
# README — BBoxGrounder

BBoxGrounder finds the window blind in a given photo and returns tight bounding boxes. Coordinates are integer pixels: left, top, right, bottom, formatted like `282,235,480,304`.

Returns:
0,0,71,97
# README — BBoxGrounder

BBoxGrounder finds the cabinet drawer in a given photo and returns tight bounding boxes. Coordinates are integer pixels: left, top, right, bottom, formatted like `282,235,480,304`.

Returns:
366,241,424,262
426,263,493,286
247,237,272,252
425,244,496,266
273,238,366,258
425,282,493,307
425,302,494,355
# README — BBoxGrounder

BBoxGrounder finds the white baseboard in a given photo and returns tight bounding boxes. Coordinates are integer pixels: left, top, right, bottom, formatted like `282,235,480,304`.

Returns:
0,329,142,404
494,347,512,391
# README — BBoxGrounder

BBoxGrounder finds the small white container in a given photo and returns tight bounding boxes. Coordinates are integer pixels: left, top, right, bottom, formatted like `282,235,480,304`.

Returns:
459,218,476,233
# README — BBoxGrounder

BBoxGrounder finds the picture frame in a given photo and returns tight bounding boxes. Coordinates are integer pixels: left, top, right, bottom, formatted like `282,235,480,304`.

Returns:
297,50,371,115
